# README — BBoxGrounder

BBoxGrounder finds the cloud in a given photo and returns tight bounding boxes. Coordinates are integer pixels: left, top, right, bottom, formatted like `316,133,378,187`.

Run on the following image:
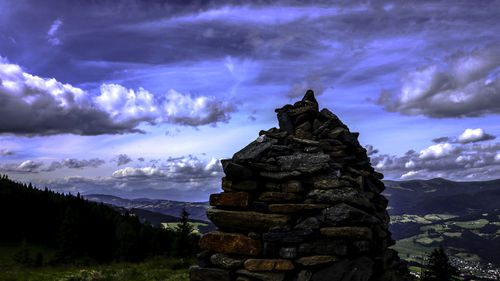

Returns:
47,19,62,46
34,155,224,201
456,128,496,144
116,154,132,166
0,58,236,136
0,157,106,173
371,141,500,180
1,149,14,156
378,48,500,118
365,145,379,156
432,137,449,143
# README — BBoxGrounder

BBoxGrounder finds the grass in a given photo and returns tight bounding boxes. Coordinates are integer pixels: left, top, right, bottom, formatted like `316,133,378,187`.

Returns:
0,243,192,281
0,259,191,281
454,219,489,229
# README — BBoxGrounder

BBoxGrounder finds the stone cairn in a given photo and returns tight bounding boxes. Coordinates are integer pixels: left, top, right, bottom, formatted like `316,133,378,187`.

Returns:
190,90,412,281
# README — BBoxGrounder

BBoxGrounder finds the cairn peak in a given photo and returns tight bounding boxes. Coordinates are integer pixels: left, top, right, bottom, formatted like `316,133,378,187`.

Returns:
190,90,412,281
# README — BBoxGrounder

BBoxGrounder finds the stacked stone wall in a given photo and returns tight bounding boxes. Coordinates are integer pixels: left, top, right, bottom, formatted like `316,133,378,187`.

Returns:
190,90,412,281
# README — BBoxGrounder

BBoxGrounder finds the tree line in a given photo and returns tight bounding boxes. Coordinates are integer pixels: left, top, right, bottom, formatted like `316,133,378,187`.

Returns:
0,175,199,265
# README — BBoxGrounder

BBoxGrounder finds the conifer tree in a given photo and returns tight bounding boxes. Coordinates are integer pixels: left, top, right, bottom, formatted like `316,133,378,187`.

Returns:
422,246,460,281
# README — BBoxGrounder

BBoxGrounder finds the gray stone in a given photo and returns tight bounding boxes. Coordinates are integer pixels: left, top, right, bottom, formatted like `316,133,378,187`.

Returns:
320,203,379,226
210,253,243,270
310,257,373,281
277,153,330,173
279,247,297,259
206,208,291,232
294,217,322,230
297,270,313,281
298,239,347,256
281,180,304,193
306,187,372,209
233,136,277,162
277,109,295,134
221,160,253,179
236,269,285,281
260,170,301,180
189,266,231,281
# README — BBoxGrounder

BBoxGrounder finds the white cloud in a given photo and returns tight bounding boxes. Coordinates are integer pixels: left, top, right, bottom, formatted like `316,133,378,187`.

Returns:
0,58,236,135
378,48,500,118
401,170,420,179
495,153,500,163
0,149,14,157
419,143,455,160
456,128,495,144
47,19,63,46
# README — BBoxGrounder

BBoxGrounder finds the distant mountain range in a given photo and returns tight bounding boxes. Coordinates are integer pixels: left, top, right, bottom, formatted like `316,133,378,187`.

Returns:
84,194,210,222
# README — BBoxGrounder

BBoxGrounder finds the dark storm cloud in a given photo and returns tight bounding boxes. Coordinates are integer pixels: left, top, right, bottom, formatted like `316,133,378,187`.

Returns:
0,157,106,173
378,48,500,118
61,158,105,169
1,149,14,157
116,154,133,166
432,137,449,144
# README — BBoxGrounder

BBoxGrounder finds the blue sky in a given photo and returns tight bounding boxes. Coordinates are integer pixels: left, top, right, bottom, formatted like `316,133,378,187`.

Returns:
1,0,500,201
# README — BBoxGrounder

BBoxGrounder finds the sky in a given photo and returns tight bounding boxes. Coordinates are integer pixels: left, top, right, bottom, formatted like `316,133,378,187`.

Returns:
1,0,500,201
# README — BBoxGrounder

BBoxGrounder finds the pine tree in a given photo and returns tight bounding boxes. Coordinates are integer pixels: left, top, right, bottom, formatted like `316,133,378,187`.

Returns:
422,246,460,281
175,207,194,257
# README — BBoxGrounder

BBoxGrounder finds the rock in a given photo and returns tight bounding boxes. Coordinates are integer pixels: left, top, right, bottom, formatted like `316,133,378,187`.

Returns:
259,192,302,203
231,180,259,191
268,204,329,213
298,240,347,256
189,266,231,281
302,89,318,105
276,109,295,134
279,247,297,259
281,180,304,193
236,269,285,281
196,250,212,268
263,229,313,243
200,231,262,256
294,217,322,230
233,136,277,162
276,153,330,173
290,137,320,146
221,160,253,179
210,253,243,270
244,259,294,271
312,176,349,189
252,201,269,212
260,170,301,180
320,203,379,226
210,192,251,207
320,226,373,240
296,256,337,267
263,242,280,258
236,277,252,281
310,257,373,281
206,208,291,232
306,187,372,209
297,270,313,281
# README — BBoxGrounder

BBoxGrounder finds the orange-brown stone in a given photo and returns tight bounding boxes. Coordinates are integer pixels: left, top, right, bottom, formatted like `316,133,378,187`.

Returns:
295,255,337,266
268,204,329,213
320,226,373,240
200,231,262,256
210,192,250,207
244,259,294,271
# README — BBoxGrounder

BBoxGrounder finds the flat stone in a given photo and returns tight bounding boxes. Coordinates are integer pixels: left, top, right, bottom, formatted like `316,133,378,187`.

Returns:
312,177,350,189
281,180,304,193
294,217,321,230
189,266,231,281
236,277,252,281
320,226,373,240
210,253,244,270
277,153,330,173
236,269,285,281
279,247,297,259
221,160,253,179
296,256,337,267
259,192,302,203
297,270,313,281
263,229,313,243
311,257,373,281
320,203,379,226
268,204,329,213
290,137,320,146
298,239,347,256
306,187,372,209
233,135,276,162
200,231,262,256
206,208,291,232
244,259,294,271
276,109,295,134
232,180,259,191
260,170,301,180
210,192,250,207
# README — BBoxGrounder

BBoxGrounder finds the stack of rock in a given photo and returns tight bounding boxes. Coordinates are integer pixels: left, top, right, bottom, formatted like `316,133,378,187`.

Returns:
190,90,412,281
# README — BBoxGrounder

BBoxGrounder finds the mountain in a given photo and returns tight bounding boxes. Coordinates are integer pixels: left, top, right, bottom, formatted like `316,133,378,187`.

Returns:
84,194,210,222
384,178,500,215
